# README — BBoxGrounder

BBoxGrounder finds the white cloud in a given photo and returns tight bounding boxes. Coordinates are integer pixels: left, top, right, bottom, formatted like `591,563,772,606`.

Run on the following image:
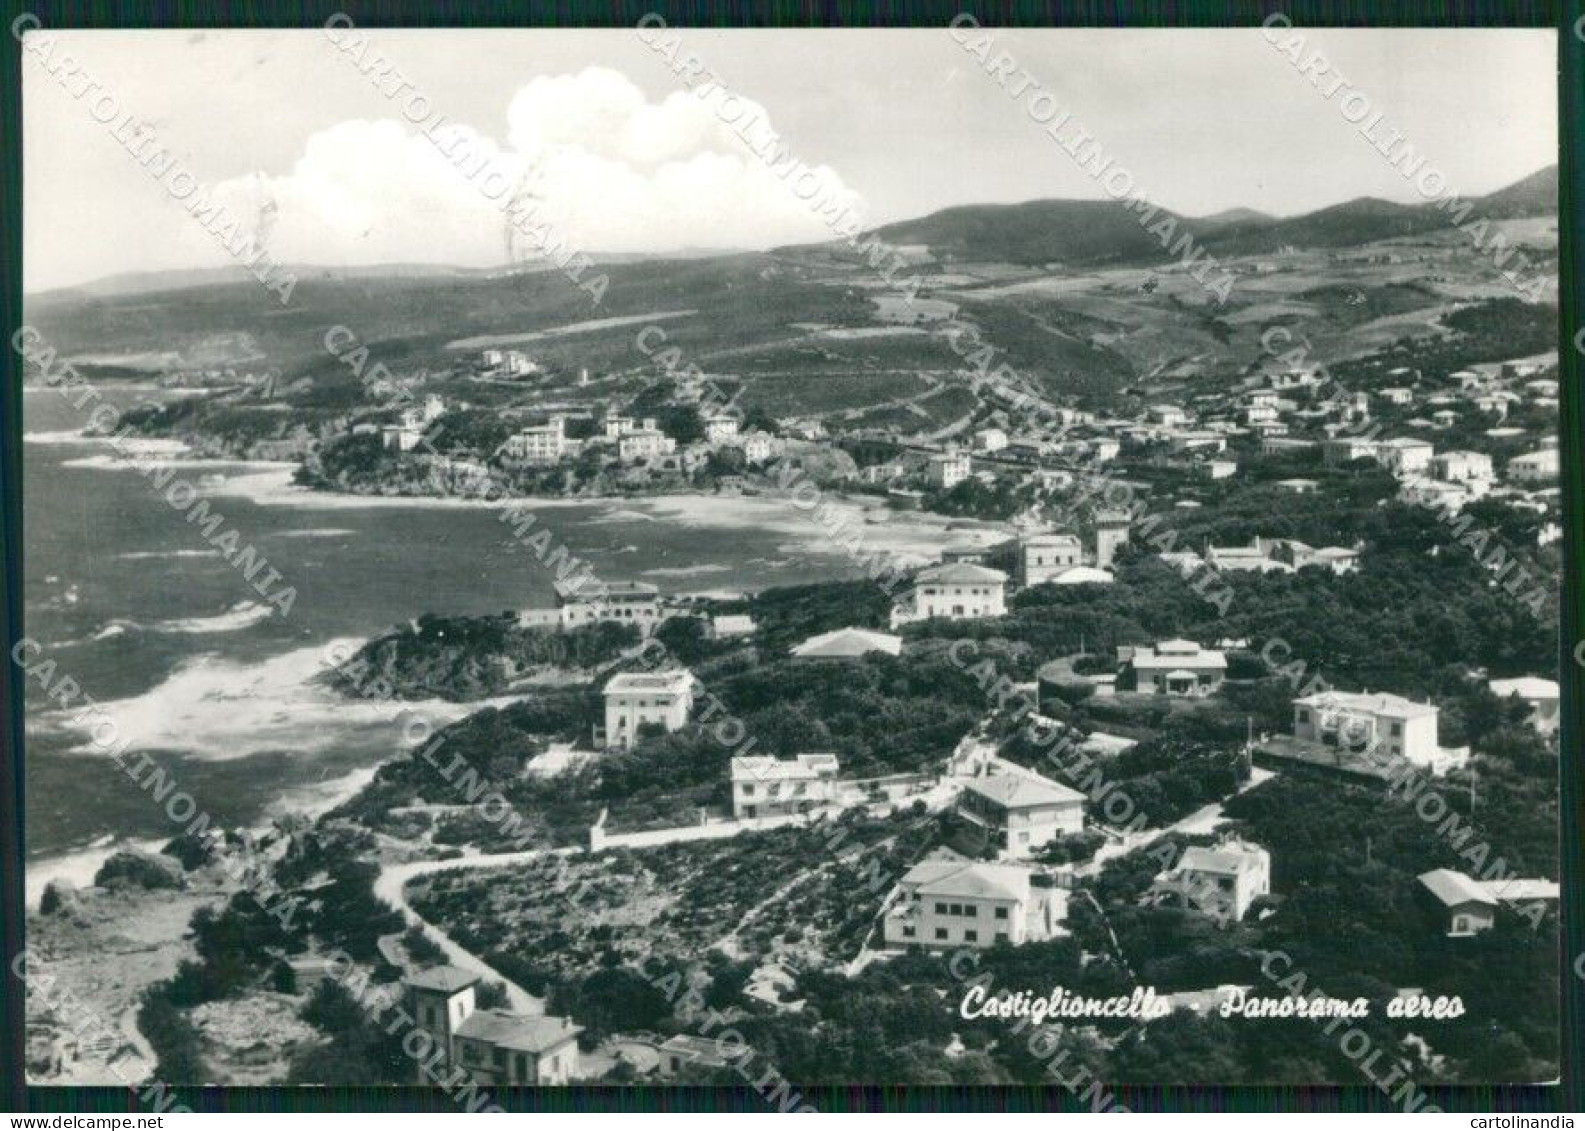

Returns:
205,67,868,269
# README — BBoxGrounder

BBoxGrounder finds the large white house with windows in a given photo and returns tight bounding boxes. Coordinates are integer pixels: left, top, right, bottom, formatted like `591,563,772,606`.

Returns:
1019,532,1083,586
602,670,697,749
405,966,580,1085
1119,639,1227,697
1291,690,1448,767
883,850,1065,950
503,416,570,465
555,580,662,634
890,563,1007,627
957,763,1085,858
730,754,840,819
1148,837,1271,922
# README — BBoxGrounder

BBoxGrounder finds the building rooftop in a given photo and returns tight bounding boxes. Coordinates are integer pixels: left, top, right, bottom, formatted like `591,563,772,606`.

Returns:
915,563,1008,585
659,1033,732,1063
1176,841,1269,876
1128,640,1227,670
455,1009,582,1053
790,627,903,659
1294,689,1437,720
963,766,1084,811
604,670,695,696
901,858,1032,903
405,965,480,995
556,579,658,603
1488,676,1560,701
731,754,840,782
1418,868,1498,909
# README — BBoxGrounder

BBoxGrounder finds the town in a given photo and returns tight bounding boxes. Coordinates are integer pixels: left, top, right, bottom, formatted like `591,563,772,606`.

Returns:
30,274,1563,1092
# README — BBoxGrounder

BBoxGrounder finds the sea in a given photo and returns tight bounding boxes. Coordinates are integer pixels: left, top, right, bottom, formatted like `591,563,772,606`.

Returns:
20,385,999,905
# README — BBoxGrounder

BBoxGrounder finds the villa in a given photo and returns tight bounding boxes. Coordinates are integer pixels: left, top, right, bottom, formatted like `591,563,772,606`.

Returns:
957,762,1085,858
1148,837,1272,922
405,967,581,1086
891,563,1007,627
602,670,697,749
730,754,841,820
1118,639,1227,697
883,850,1066,951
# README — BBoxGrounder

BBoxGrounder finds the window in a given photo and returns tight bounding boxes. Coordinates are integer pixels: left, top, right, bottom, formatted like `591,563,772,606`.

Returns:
964,904,977,916
1297,708,1310,723
994,907,1008,920
965,930,978,942
934,902,947,914
1391,722,1402,736
902,926,915,938
934,928,948,940
742,785,754,796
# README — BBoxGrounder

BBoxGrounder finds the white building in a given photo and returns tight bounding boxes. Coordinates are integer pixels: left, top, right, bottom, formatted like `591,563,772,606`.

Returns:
406,967,580,1086
1373,437,1434,476
973,428,1009,453
730,754,840,819
504,417,568,465
382,423,424,452
1431,451,1494,483
505,351,538,377
710,614,756,640
1418,869,1497,937
957,763,1085,858
704,414,741,445
790,627,903,659
603,415,636,440
1507,448,1558,484
553,580,662,634
1019,532,1083,586
891,563,1007,627
1488,676,1560,737
1120,640,1227,697
736,432,781,465
602,670,696,749
1150,838,1271,922
927,452,971,489
883,851,1066,951
619,426,677,464
1291,690,1448,768
1322,436,1379,465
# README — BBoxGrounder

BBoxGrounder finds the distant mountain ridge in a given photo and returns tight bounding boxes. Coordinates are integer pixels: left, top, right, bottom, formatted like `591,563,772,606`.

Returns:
866,164,1556,268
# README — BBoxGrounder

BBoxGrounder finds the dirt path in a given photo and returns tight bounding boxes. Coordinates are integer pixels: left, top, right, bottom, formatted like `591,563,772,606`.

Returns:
374,849,568,1015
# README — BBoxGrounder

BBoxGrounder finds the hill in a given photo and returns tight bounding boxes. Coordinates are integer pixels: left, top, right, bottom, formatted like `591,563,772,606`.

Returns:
858,164,1556,268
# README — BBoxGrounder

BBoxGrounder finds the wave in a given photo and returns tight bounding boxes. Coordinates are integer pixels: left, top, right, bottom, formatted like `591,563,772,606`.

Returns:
588,508,657,524
25,837,167,910
117,549,222,561
31,637,489,761
23,429,97,444
270,527,356,539
151,600,276,635
641,563,732,578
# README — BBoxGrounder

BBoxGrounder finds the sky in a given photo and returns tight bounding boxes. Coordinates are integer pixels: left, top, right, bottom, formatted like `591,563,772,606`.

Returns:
22,26,1558,293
